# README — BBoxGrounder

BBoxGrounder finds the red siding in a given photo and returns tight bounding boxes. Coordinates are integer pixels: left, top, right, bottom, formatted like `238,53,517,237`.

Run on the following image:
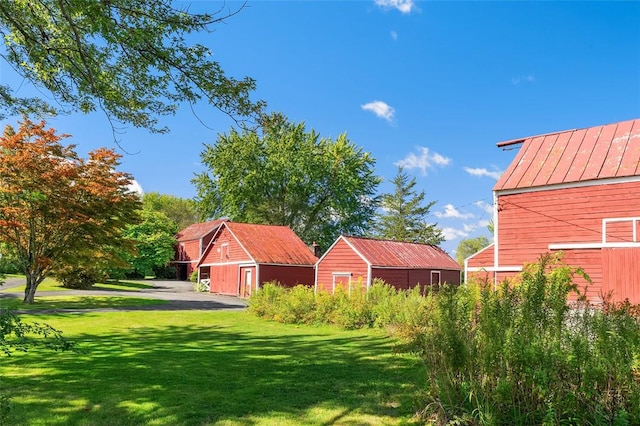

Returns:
260,264,315,288
373,268,460,291
316,239,368,293
602,248,640,304
181,240,201,262
210,264,239,295
498,181,640,266
484,181,640,302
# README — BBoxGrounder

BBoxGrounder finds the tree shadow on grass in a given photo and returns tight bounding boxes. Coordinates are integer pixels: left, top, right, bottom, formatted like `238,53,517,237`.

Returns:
1,313,423,425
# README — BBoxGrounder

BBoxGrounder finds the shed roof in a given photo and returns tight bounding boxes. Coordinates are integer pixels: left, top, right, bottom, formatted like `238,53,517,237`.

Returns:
176,218,227,242
224,222,318,265
494,118,640,192
343,236,460,270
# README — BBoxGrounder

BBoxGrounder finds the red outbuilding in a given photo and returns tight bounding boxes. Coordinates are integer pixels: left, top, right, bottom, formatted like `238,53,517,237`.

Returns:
171,219,227,280
315,236,461,294
466,118,640,304
197,222,318,297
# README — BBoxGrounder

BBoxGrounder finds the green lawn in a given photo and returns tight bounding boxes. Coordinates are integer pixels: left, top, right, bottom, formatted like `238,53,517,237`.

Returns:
0,296,167,311
2,276,156,293
1,311,424,425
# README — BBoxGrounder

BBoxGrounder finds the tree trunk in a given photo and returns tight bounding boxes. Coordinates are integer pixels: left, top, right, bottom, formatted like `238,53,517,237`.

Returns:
23,273,38,304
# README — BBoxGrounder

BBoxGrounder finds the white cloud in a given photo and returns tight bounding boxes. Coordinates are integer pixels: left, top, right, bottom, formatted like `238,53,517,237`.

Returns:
474,200,494,214
511,74,535,85
463,220,490,233
396,147,451,175
441,227,469,241
361,100,395,122
390,30,398,40
435,204,474,220
127,179,144,197
464,167,503,180
375,0,416,14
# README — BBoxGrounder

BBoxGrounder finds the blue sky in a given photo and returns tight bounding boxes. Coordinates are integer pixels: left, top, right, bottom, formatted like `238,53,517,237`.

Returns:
1,1,639,255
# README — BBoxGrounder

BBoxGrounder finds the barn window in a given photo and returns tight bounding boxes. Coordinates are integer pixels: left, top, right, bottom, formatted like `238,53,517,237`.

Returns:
332,272,352,294
430,271,441,286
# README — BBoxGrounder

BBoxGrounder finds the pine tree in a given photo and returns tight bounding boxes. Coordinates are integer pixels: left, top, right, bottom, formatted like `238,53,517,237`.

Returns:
373,166,444,245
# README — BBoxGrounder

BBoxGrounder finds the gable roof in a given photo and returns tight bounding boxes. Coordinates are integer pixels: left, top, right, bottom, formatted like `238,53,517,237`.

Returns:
211,222,318,266
494,118,640,192
341,236,460,270
176,218,227,242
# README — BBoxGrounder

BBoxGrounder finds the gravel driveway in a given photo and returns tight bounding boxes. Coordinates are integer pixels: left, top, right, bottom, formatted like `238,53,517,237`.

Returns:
0,278,248,312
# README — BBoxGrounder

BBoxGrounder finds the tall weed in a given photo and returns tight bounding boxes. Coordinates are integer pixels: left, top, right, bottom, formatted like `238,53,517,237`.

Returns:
400,253,640,425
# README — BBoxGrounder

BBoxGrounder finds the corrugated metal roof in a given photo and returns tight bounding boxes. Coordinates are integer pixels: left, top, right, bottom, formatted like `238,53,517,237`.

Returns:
344,236,460,270
495,118,640,191
226,222,318,265
176,218,227,242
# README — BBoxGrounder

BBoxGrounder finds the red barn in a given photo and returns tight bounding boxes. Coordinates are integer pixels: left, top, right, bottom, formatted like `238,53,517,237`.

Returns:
466,118,640,304
315,236,461,293
171,219,227,280
197,222,317,297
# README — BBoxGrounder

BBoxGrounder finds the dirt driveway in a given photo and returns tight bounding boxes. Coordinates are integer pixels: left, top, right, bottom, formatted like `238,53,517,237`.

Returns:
0,278,248,312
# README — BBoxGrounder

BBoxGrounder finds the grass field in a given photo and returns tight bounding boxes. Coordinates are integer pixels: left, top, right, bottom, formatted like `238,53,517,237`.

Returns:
0,296,168,311
1,310,423,425
1,277,156,293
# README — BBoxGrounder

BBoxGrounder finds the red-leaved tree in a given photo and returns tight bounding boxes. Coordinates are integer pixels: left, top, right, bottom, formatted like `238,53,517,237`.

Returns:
0,118,141,303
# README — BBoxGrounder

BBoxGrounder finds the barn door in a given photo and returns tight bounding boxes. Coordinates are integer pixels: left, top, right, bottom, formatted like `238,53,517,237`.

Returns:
239,267,254,298
602,247,640,304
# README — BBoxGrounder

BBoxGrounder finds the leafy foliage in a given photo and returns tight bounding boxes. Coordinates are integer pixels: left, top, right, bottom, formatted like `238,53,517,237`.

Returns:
120,209,178,278
193,113,381,248
142,192,200,231
401,254,640,425
249,280,433,330
0,0,264,132
455,235,491,266
372,166,444,245
0,118,141,302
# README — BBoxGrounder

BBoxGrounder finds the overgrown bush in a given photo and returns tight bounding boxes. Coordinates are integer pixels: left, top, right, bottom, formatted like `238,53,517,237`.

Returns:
402,253,640,425
249,279,431,330
189,270,198,283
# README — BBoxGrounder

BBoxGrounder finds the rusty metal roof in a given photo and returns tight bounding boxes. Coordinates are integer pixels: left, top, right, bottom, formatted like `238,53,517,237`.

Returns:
495,118,640,192
226,222,318,265
343,236,460,270
176,218,227,242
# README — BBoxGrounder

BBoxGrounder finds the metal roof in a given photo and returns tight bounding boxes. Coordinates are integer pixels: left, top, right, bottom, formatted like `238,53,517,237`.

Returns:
225,222,318,265
175,218,227,242
343,236,460,270
494,118,640,191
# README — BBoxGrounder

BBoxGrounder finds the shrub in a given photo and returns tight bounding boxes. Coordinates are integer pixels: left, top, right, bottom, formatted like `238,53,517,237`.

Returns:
55,266,107,289
189,270,198,283
401,253,640,425
248,282,287,320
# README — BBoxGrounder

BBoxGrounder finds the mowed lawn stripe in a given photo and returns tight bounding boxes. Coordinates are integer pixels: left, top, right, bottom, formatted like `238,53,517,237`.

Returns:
1,310,423,425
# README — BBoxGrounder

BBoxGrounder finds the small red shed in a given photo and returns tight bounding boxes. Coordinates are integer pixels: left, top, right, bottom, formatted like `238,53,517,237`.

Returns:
170,219,227,280
466,118,640,304
197,222,318,297
315,236,461,293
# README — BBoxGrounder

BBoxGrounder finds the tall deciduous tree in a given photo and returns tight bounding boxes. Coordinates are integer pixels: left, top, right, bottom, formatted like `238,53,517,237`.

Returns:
0,118,141,303
373,166,444,245
142,192,200,231
456,236,491,266
121,209,179,278
0,0,264,132
193,113,381,249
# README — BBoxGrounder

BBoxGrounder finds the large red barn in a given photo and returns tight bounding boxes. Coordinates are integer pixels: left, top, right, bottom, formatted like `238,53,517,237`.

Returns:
315,236,461,293
197,222,317,297
171,219,227,280
466,118,640,304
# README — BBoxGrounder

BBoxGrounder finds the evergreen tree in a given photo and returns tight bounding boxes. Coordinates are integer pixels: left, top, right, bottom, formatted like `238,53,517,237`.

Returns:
373,166,444,245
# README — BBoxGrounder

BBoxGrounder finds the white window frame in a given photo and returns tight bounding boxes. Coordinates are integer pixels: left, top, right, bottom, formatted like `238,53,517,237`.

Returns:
332,272,352,294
